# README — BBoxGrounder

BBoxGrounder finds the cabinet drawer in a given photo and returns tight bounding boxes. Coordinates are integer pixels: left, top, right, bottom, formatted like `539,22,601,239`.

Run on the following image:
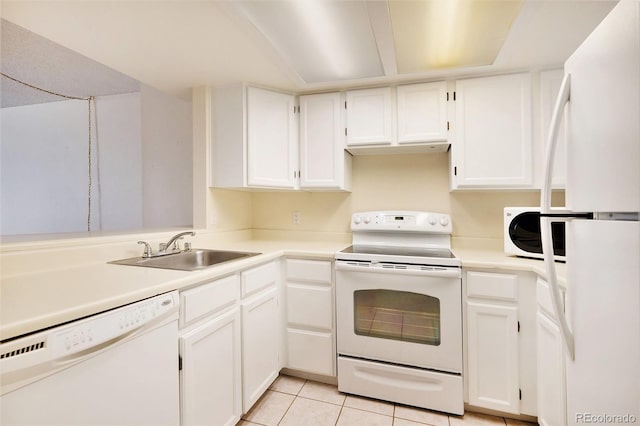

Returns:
241,261,279,299
180,274,240,328
467,271,518,301
286,284,332,329
536,277,565,318
286,329,334,376
286,259,332,283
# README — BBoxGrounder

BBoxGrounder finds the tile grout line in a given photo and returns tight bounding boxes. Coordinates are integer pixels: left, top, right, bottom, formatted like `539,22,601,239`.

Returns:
275,378,307,426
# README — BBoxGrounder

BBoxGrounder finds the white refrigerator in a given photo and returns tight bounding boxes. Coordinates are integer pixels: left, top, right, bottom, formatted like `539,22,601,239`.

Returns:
540,1,640,425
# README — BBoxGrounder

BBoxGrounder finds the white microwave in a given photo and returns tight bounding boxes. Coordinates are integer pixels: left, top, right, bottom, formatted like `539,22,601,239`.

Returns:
504,207,566,261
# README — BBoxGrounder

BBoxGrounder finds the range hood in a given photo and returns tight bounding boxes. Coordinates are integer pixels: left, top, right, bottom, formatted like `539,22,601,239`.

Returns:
346,142,450,156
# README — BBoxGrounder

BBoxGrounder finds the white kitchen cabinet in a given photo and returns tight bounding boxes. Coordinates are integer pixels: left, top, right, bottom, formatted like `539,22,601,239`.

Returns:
179,275,242,426
211,85,297,189
451,73,533,189
465,271,521,414
396,81,448,143
299,93,352,190
284,258,335,376
536,278,567,426
241,262,281,412
539,69,567,188
247,87,297,188
345,87,393,146
180,308,242,426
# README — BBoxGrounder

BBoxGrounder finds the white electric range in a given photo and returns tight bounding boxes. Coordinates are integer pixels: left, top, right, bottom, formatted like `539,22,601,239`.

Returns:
335,211,463,415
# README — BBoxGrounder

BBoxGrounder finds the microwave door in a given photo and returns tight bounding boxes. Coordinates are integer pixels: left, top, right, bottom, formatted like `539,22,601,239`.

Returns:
508,211,566,257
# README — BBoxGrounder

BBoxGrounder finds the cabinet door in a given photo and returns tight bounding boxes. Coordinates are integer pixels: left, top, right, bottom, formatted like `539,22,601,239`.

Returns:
397,82,448,143
345,87,393,146
539,69,567,188
180,308,242,426
299,93,345,189
286,328,334,376
241,287,280,412
247,87,297,188
453,73,533,188
536,311,567,426
467,301,520,414
286,284,332,329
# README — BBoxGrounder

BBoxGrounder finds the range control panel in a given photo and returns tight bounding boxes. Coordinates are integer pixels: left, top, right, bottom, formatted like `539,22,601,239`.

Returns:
351,211,452,234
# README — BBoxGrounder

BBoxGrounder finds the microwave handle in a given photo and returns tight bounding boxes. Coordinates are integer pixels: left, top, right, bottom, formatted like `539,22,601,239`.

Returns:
540,73,575,361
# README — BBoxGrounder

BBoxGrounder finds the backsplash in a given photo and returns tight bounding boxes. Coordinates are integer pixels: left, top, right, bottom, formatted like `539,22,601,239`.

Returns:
246,153,565,240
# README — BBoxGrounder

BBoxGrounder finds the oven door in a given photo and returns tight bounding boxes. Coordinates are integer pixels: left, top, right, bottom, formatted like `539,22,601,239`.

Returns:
336,260,462,374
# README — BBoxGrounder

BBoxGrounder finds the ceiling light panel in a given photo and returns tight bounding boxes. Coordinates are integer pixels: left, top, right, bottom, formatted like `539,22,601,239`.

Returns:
235,0,383,84
389,0,523,73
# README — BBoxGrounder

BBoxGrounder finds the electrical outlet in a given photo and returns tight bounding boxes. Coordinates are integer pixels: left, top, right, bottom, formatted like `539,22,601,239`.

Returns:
292,211,301,225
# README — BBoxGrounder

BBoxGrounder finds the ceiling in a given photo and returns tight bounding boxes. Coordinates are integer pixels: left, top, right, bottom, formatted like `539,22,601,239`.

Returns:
0,1,618,102
1,19,140,108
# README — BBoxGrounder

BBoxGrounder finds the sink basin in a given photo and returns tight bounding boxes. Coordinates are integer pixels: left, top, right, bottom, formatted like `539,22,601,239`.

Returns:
109,249,259,271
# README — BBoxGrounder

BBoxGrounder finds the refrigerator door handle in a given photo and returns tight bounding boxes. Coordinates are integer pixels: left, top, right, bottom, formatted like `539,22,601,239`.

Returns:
541,73,570,214
540,72,575,361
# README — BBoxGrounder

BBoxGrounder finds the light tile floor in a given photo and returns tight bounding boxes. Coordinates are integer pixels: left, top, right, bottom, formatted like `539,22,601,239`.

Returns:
238,374,537,426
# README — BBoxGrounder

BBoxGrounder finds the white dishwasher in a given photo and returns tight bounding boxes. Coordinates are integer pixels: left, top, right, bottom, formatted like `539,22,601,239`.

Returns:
0,291,180,426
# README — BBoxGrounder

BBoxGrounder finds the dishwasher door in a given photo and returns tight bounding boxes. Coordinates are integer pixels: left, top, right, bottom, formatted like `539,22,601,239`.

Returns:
0,291,180,426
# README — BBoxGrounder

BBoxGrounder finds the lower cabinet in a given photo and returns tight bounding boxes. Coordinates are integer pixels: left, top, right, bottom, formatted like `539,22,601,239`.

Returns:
536,278,567,426
179,308,242,426
178,260,281,424
464,269,537,416
284,258,335,376
178,274,242,426
240,261,281,411
466,300,519,413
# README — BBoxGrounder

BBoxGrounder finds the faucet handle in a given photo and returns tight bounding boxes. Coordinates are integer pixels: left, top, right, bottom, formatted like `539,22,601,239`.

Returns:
138,241,152,258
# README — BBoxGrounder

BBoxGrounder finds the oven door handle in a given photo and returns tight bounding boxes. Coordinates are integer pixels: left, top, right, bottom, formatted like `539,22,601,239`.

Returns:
335,261,461,278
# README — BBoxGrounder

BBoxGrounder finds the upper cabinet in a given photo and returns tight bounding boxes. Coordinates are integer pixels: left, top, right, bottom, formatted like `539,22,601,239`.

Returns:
451,73,533,189
396,81,448,144
210,85,351,191
345,87,393,146
345,83,449,153
299,93,352,191
246,87,297,188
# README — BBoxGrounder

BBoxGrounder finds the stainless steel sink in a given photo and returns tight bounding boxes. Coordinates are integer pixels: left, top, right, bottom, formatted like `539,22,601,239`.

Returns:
108,249,259,271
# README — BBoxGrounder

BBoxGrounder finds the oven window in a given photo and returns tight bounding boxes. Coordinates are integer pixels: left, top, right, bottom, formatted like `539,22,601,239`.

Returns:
353,290,441,346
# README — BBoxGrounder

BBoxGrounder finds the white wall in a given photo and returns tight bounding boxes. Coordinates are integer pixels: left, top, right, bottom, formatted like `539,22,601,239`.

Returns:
1,100,90,234
1,87,193,237
94,93,143,231
1,94,143,235
140,84,192,229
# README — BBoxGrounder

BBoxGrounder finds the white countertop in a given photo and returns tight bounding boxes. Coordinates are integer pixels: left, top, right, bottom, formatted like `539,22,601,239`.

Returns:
0,235,564,342
0,238,348,341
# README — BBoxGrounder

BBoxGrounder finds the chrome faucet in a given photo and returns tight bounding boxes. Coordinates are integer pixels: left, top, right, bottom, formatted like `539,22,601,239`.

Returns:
160,231,195,253
138,231,195,258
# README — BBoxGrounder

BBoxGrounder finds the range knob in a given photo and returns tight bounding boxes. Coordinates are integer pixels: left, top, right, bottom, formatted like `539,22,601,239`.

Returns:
353,216,362,225
428,215,437,225
440,216,450,226
363,216,371,224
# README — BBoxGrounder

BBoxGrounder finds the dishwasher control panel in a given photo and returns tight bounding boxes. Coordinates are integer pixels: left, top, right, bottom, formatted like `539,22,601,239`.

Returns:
50,291,178,358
